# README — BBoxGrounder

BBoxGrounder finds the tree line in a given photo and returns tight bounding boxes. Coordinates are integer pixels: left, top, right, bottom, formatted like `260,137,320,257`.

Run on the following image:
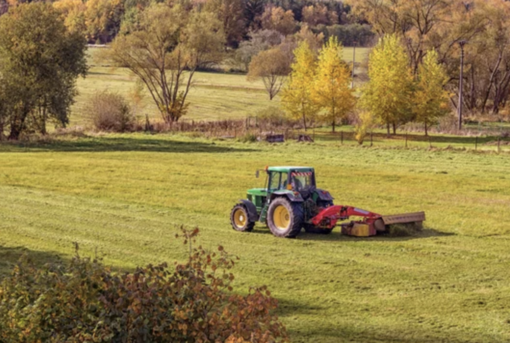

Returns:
350,0,510,116
277,34,448,137
0,0,374,47
2,0,510,140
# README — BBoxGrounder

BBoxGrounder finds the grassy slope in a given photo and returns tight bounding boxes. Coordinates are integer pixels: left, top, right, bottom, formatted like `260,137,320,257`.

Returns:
71,47,370,126
1,134,510,342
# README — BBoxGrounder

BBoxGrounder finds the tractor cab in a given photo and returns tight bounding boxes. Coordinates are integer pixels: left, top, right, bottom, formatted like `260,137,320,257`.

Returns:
267,167,315,193
246,167,315,212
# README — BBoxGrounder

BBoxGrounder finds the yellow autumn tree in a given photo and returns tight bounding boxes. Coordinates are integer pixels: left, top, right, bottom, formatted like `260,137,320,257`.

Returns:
312,36,355,132
281,41,319,131
53,0,87,34
84,0,123,43
360,34,414,135
414,49,450,135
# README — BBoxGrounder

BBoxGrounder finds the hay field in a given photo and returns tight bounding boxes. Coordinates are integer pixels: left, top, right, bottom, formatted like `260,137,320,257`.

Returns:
1,134,510,342
70,47,371,126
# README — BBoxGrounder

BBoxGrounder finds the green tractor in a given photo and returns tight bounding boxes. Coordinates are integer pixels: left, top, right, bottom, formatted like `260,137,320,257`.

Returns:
230,166,425,238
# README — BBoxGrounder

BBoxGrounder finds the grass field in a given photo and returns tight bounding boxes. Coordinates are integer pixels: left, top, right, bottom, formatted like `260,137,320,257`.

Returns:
1,133,510,342
70,47,371,126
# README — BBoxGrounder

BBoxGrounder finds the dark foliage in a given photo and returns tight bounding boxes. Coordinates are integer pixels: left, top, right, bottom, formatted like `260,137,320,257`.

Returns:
0,228,289,343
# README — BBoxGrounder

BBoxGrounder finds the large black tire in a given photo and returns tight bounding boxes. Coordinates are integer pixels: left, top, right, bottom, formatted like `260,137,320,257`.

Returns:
304,200,334,234
230,204,255,232
267,197,303,238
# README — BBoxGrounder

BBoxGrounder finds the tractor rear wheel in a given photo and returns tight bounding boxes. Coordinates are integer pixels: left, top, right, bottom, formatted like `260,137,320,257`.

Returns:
230,204,255,232
267,197,303,238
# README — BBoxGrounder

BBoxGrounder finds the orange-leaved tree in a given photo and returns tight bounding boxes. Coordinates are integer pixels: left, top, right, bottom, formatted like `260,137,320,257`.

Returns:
247,46,292,100
312,36,355,132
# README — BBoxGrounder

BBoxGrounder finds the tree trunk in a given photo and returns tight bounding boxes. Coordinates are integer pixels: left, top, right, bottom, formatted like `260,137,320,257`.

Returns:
41,106,47,135
332,121,335,133
424,122,428,136
8,124,22,140
386,123,390,137
8,108,28,140
302,110,307,131
392,122,396,135
0,118,4,141
469,66,476,110
482,51,503,113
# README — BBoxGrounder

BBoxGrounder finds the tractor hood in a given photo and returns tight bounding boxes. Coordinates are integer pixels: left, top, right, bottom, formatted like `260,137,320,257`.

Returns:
247,188,267,196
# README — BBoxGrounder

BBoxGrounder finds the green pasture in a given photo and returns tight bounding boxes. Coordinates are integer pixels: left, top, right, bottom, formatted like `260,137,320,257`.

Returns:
1,133,510,342
70,47,370,126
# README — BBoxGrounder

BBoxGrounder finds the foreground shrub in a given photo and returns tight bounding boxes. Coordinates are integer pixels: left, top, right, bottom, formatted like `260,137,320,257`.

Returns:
87,91,136,132
0,228,289,343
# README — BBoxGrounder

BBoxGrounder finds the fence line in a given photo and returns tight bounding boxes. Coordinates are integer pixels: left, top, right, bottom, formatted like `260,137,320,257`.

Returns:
139,116,510,152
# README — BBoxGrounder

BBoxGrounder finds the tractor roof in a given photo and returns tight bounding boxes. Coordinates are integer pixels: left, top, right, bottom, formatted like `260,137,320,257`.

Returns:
267,166,314,173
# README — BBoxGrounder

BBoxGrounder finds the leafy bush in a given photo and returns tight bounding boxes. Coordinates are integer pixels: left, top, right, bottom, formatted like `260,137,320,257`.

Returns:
87,91,136,132
354,110,378,145
0,228,289,343
256,106,296,128
239,132,258,142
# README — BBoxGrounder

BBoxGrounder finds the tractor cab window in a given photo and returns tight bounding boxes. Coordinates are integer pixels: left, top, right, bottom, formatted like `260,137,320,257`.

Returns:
268,172,289,191
290,171,314,191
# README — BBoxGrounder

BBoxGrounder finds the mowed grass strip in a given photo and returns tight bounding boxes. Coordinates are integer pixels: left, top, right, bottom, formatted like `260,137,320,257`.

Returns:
1,134,510,342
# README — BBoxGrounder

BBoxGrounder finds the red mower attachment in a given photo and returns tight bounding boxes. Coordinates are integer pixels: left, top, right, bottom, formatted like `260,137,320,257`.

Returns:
310,206,426,237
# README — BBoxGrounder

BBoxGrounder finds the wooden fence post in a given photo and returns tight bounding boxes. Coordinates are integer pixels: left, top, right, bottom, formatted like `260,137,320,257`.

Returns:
370,132,373,147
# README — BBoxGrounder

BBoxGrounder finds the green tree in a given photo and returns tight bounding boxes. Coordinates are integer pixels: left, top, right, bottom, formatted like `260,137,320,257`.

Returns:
281,41,320,131
414,49,450,135
109,4,225,123
360,34,414,135
243,0,264,31
312,36,355,132
205,0,245,48
247,46,292,100
0,2,87,140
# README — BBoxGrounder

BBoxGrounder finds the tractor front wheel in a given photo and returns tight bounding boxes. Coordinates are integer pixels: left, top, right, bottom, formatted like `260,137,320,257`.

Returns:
230,204,255,232
267,198,303,238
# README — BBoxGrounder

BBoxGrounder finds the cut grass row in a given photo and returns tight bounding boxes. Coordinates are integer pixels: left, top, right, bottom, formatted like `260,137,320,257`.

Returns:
1,134,510,342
